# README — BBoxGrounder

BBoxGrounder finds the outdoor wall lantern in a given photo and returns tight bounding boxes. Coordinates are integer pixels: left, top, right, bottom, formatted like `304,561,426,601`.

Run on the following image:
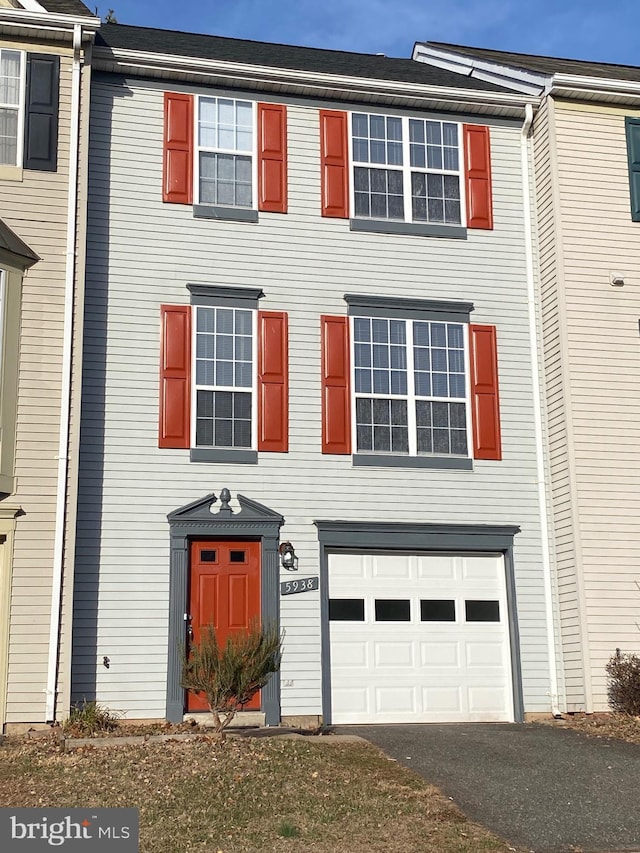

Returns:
279,541,298,571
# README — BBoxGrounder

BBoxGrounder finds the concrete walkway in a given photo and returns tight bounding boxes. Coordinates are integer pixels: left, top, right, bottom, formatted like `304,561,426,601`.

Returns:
336,723,640,853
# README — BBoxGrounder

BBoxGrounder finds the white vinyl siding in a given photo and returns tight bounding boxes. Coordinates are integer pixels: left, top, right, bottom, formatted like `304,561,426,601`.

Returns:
544,100,640,710
77,80,552,720
2,51,75,724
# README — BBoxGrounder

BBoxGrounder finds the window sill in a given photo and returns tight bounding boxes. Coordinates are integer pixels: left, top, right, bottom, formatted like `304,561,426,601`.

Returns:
350,219,467,239
0,165,23,182
193,205,259,223
353,454,473,470
190,448,258,464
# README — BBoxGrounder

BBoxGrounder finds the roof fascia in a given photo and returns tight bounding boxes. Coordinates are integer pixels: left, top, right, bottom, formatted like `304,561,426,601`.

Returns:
0,7,100,35
412,43,549,97
551,73,640,100
93,45,535,113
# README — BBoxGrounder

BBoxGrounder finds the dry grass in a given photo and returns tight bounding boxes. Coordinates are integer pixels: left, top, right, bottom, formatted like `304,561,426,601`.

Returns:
553,713,640,746
0,734,518,853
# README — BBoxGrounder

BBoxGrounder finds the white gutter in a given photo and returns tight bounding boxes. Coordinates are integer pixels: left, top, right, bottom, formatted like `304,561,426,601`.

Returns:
0,9,100,29
520,102,561,717
45,22,83,723
93,46,535,110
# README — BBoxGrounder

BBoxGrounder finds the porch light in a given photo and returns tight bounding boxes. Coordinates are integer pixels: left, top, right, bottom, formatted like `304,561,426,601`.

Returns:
279,541,298,571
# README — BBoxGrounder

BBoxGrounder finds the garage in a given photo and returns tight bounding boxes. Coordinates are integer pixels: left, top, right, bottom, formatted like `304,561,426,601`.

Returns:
327,551,514,724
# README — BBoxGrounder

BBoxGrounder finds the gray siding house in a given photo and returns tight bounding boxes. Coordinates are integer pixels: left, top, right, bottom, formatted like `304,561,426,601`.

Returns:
73,23,558,725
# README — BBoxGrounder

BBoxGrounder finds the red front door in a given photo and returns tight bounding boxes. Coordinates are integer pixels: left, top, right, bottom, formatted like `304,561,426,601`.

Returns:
187,540,261,712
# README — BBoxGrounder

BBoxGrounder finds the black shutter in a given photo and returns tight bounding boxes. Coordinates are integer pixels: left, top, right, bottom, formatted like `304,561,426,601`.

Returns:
23,53,59,172
626,117,640,222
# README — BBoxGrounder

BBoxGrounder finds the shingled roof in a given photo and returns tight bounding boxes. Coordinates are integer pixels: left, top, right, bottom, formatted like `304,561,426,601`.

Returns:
0,218,39,266
96,23,513,93
40,0,93,15
426,42,640,84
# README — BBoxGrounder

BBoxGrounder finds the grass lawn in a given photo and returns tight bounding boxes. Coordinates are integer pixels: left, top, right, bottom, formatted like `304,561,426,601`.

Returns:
0,734,518,853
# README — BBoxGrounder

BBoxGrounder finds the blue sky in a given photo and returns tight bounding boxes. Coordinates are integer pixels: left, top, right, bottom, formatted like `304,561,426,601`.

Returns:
102,1,638,66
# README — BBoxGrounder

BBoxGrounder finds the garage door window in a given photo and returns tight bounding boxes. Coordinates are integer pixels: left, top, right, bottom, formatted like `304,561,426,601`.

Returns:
329,599,365,621
465,600,500,622
420,599,456,621
375,599,411,621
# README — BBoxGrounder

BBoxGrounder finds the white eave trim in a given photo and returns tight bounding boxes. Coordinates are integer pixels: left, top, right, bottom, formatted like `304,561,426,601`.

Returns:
412,44,549,97
0,7,100,33
552,73,640,99
93,45,536,111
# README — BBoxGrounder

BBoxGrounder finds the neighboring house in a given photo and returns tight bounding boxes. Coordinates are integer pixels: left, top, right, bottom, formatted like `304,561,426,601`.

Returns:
0,0,98,732
72,21,558,727
414,41,640,713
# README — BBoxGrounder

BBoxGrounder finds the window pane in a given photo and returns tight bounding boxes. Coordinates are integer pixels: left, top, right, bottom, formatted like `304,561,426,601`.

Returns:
465,600,500,622
0,107,18,166
370,114,385,139
421,600,456,621
0,50,21,106
329,599,365,621
352,113,369,137
354,317,371,342
375,600,410,621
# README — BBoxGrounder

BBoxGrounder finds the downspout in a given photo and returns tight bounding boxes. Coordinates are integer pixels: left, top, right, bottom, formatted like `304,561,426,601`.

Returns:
45,23,82,722
520,102,561,717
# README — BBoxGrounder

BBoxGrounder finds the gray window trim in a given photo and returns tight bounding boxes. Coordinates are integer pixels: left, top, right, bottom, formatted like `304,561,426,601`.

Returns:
187,283,264,309
350,219,467,239
194,205,259,223
166,490,284,726
345,293,474,322
190,448,258,464
352,454,472,470
315,521,523,726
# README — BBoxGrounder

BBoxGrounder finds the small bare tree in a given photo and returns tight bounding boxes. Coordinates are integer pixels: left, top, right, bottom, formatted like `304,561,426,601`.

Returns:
182,621,282,732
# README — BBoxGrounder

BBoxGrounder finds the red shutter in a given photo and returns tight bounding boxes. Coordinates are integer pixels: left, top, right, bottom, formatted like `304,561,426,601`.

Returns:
163,92,193,204
321,315,351,454
469,324,501,460
258,103,287,213
258,310,288,452
159,305,191,449
463,124,493,230
320,110,349,218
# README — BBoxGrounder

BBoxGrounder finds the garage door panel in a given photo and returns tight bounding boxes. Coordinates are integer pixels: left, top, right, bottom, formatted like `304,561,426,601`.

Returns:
374,641,414,667
465,641,505,668
420,641,460,667
328,551,514,724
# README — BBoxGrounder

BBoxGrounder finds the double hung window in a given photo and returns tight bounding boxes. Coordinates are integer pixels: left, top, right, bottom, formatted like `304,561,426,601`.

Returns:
351,113,463,225
0,49,23,167
196,97,255,208
193,305,256,449
352,316,469,458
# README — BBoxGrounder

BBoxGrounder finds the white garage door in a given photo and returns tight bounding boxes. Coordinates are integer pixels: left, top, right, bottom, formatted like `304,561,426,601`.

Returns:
328,552,514,724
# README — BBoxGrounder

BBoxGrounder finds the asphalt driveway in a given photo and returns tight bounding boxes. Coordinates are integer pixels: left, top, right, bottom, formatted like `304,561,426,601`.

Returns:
336,723,640,853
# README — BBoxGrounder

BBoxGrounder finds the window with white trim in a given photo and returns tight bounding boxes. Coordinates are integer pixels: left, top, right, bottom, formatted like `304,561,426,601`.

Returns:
0,49,24,167
193,305,256,448
352,316,469,457
351,113,463,225
195,96,255,208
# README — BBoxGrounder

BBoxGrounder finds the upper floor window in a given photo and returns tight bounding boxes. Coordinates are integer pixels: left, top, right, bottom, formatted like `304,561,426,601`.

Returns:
352,316,469,457
193,305,256,449
351,113,464,226
0,49,24,167
196,97,255,208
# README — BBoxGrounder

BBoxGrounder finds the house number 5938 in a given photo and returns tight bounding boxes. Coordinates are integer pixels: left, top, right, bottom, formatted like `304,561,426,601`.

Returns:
280,577,319,595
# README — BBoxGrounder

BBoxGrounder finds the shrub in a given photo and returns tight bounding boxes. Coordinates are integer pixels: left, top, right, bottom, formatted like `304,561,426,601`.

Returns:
181,620,283,732
606,648,640,715
62,700,121,736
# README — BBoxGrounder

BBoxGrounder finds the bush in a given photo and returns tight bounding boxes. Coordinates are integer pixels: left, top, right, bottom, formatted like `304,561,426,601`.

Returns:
63,700,121,736
606,648,640,715
181,620,283,732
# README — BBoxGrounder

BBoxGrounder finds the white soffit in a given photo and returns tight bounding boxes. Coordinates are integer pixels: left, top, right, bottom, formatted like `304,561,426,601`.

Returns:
412,43,549,97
